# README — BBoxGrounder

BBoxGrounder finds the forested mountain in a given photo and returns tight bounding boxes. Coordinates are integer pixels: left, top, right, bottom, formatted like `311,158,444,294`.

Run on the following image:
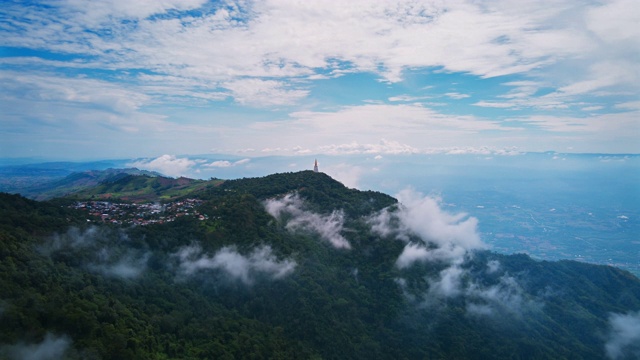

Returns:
1,171,639,359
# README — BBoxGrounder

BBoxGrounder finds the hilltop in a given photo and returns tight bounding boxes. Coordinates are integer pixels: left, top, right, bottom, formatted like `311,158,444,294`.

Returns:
0,171,639,359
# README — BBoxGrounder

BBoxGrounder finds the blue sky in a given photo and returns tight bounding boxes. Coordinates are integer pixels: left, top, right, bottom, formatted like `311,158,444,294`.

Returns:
1,0,639,163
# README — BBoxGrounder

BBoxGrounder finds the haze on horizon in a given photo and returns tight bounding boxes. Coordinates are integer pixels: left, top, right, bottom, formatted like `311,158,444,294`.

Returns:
1,0,639,161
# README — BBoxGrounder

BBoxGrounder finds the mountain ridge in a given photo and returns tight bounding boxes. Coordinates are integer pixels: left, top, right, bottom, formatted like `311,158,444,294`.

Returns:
0,170,639,359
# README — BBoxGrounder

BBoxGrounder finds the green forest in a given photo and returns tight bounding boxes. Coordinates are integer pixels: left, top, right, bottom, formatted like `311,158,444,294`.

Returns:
1,171,639,359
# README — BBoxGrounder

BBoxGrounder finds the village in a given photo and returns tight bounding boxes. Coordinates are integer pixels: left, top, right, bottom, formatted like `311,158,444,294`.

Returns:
70,198,208,226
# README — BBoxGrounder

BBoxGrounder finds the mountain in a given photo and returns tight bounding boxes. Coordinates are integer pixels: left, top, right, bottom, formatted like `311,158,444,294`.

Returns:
0,171,639,359
68,172,214,203
0,168,165,201
0,161,125,196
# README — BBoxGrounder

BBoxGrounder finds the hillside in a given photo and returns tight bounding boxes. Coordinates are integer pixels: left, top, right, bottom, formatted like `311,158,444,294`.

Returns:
0,161,123,197
0,168,164,201
70,173,215,203
0,171,639,359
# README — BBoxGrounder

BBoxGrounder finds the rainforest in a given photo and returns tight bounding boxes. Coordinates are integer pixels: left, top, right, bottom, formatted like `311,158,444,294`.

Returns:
1,170,639,359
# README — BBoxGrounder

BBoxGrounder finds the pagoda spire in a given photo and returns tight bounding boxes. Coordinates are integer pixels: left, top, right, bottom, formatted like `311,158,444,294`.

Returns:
313,159,319,173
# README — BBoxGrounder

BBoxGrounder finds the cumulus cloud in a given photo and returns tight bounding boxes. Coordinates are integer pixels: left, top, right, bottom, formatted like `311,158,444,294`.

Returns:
204,158,251,168
323,163,364,189
174,244,296,284
395,243,431,269
427,265,465,298
265,194,350,249
3,0,640,157
486,259,501,274
0,333,71,360
369,190,539,318
605,311,640,360
45,226,148,279
465,274,541,318
5,0,635,89
128,154,196,177
369,189,484,267
223,79,309,107
206,160,233,168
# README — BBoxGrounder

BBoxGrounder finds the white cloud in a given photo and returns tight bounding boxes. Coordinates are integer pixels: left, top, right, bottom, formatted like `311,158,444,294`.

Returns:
516,111,640,135
428,264,465,298
234,158,251,165
2,0,639,156
396,243,431,270
605,311,640,359
1,333,72,360
265,194,351,249
6,0,635,96
0,71,166,133
128,155,196,177
444,92,470,100
207,161,233,168
366,189,542,318
615,101,640,110
557,60,639,96
205,158,251,168
223,79,309,107
473,101,516,108
442,146,521,156
323,163,364,189
370,189,484,267
89,250,149,279
45,226,149,280
486,259,501,274
175,244,296,284
59,0,208,25
388,95,433,102
228,104,514,155
465,274,540,318
585,0,640,49
318,139,420,155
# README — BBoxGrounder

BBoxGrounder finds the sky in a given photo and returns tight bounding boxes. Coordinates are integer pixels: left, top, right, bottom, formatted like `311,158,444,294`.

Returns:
1,0,639,161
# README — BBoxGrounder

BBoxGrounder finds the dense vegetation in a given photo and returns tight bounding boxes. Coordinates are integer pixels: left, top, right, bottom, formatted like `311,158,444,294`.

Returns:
0,172,639,359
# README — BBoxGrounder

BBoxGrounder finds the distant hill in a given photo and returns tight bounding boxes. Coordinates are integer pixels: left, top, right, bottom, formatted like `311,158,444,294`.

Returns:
5,168,168,201
0,160,123,195
68,172,216,203
0,171,639,359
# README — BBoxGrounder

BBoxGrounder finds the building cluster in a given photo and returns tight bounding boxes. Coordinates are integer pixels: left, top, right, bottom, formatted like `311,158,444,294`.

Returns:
71,198,207,226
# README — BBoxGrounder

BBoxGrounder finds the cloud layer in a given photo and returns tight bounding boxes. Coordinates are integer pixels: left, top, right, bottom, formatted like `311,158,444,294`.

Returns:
0,333,71,360
605,311,640,359
45,226,148,279
128,155,196,178
174,244,296,284
369,189,541,318
4,0,637,89
2,0,639,157
369,189,484,267
265,194,351,249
